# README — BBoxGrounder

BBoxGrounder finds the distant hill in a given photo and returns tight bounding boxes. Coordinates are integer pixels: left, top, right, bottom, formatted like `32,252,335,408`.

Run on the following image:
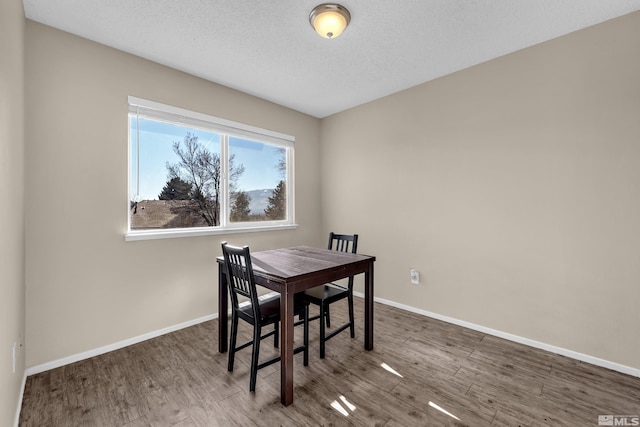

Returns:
245,188,274,214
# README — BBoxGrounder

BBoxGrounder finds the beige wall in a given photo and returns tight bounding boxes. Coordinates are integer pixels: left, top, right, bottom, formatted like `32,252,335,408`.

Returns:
22,10,640,376
24,21,322,367
321,12,640,370
0,0,26,424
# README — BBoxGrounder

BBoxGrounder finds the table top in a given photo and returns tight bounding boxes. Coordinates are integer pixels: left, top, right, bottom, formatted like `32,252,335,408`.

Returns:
217,245,375,289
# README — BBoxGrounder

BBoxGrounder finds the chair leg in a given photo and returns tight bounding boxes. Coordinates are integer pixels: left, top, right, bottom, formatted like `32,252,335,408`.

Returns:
274,322,279,348
319,301,326,359
228,313,239,372
249,325,261,392
303,305,309,366
348,293,355,338
325,304,331,328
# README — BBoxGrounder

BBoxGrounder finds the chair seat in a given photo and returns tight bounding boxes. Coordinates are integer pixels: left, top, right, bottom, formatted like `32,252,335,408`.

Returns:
239,294,308,326
238,295,279,325
302,283,349,305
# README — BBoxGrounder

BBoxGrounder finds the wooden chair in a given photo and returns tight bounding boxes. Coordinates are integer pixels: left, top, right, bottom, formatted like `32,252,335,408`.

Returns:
221,242,309,391
299,232,358,358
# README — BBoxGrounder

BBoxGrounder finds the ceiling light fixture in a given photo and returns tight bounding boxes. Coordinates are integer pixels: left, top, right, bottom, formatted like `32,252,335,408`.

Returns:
309,4,351,39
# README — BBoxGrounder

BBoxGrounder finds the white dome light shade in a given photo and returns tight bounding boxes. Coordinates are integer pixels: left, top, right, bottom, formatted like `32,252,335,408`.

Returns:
309,4,351,39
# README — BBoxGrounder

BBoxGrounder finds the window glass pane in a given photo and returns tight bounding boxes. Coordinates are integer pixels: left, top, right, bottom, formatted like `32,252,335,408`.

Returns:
127,97,294,238
129,116,222,229
229,136,287,222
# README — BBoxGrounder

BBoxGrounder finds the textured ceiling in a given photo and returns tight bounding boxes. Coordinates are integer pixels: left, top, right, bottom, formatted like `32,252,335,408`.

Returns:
23,0,640,118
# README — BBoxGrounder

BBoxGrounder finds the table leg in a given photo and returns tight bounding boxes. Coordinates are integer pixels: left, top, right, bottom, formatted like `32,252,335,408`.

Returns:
280,289,294,406
218,263,228,353
364,261,374,350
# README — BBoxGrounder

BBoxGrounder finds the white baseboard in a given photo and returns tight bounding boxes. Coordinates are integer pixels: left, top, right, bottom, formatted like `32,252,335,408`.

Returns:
14,370,27,427
355,292,640,378
25,313,218,376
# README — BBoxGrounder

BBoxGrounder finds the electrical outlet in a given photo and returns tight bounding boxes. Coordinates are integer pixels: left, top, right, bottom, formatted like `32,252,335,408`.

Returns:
410,269,420,285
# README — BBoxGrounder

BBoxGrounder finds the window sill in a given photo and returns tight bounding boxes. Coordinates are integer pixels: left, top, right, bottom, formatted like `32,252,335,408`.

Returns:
125,223,298,242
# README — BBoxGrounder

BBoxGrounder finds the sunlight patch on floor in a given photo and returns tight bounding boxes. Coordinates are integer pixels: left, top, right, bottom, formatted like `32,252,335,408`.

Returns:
381,362,403,377
331,395,357,416
429,401,461,421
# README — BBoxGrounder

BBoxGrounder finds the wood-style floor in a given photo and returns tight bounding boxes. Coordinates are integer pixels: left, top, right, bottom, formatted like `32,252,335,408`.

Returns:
20,299,640,426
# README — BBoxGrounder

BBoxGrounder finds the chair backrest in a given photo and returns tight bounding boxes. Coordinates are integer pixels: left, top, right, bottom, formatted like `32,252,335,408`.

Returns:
221,241,261,320
328,232,358,289
328,232,358,254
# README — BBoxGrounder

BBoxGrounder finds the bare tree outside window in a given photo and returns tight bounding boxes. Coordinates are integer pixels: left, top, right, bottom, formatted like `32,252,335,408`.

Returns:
165,133,244,226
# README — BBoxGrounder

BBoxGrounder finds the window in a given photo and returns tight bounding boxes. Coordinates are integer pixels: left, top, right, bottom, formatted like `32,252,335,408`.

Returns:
127,97,295,241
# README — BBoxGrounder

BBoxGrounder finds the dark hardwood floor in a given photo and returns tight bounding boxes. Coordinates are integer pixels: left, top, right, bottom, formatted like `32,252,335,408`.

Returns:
19,299,640,426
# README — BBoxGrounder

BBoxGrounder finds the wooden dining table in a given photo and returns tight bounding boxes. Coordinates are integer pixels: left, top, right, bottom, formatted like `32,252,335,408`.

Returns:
217,245,376,406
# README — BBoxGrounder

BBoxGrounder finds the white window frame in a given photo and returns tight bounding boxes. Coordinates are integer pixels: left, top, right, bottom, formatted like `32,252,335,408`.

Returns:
125,96,296,241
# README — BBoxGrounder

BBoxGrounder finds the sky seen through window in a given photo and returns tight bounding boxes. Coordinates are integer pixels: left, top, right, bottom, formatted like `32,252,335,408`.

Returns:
130,118,284,201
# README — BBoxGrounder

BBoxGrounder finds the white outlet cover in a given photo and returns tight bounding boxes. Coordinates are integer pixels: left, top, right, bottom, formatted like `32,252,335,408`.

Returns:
410,269,420,284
